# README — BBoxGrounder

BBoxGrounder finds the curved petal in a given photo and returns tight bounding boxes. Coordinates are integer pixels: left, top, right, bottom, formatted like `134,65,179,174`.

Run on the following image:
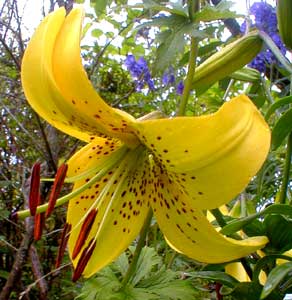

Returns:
52,8,139,146
148,164,268,263
21,8,138,146
22,8,90,142
67,147,150,278
66,137,123,181
135,95,270,209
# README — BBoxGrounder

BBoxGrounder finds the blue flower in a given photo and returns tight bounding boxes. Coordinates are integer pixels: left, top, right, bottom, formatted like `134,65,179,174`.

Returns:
124,55,154,91
162,67,175,86
244,2,287,73
176,81,184,95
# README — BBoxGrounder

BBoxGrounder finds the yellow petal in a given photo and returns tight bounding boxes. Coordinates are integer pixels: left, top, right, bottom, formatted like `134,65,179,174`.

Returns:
148,164,268,263
21,8,139,146
52,8,138,146
225,262,251,282
67,147,150,278
66,137,123,181
21,8,88,142
135,95,270,209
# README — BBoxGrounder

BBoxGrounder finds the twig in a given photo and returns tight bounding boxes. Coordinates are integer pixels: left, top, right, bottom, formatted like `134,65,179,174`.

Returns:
19,263,71,299
0,217,34,300
29,246,48,300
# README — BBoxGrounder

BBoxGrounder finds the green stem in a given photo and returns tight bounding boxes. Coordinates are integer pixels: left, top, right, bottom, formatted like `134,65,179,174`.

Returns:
210,208,226,227
177,0,199,116
121,210,153,287
177,37,199,116
279,132,292,204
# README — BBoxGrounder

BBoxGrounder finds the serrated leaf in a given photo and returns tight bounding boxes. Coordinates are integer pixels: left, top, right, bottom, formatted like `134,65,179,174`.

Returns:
115,252,129,277
265,95,292,120
130,246,162,286
147,277,196,300
221,204,292,236
154,22,198,72
135,14,189,31
187,271,239,287
271,107,292,149
123,0,188,17
194,1,242,22
261,262,292,299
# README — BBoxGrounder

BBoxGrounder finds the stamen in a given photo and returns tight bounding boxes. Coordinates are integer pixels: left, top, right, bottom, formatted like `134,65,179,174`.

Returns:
55,223,72,268
34,212,45,241
72,239,96,282
17,146,129,219
72,209,97,259
46,164,68,218
29,163,41,216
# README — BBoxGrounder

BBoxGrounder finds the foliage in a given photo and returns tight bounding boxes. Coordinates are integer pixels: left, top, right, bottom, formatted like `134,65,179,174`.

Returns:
1,0,292,299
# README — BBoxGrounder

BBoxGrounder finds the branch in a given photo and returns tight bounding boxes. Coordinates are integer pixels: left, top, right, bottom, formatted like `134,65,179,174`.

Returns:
29,246,48,300
0,217,34,300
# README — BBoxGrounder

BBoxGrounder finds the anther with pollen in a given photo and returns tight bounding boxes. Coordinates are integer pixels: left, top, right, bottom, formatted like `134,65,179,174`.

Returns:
55,223,72,268
72,209,98,259
72,239,96,282
29,162,41,216
34,195,45,241
46,164,68,218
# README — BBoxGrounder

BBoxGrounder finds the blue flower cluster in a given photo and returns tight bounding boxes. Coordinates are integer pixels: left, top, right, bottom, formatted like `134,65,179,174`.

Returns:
124,55,155,91
162,66,175,86
162,67,184,95
243,2,287,72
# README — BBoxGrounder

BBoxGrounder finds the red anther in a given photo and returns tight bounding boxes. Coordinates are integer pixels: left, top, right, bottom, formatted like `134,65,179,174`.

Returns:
55,223,72,268
29,163,41,216
46,164,68,218
72,209,97,259
72,239,96,282
34,212,45,241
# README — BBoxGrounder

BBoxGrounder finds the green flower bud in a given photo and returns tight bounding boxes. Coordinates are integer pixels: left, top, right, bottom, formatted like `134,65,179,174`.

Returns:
193,32,263,95
277,0,292,50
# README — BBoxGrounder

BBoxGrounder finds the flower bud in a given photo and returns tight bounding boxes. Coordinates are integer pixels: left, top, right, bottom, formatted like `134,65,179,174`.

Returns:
193,33,263,94
277,0,292,50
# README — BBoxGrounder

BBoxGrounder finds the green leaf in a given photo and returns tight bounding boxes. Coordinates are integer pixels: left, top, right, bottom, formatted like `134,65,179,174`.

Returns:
0,270,9,279
194,1,242,22
91,29,104,39
230,67,261,83
123,0,188,17
221,204,292,236
154,22,199,72
130,246,161,286
263,214,292,253
231,282,280,300
265,95,292,120
253,254,292,282
271,107,292,149
247,82,266,108
261,262,292,299
93,0,108,16
187,271,239,287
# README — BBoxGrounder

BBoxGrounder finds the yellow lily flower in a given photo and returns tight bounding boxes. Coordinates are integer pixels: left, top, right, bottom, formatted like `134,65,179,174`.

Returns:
21,7,271,280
